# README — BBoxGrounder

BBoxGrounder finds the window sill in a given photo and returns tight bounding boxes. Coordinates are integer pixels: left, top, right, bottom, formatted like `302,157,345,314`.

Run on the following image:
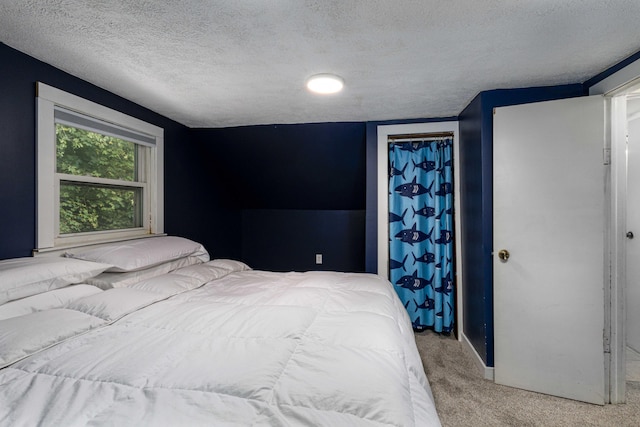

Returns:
33,233,167,257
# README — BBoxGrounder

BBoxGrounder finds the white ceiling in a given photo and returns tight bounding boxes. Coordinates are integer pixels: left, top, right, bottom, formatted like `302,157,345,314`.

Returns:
2,1,640,128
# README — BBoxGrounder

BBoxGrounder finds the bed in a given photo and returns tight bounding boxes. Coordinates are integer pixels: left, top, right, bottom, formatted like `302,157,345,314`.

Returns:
0,237,441,426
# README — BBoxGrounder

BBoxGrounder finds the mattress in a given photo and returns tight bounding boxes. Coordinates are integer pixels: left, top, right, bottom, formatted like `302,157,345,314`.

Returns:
0,261,441,426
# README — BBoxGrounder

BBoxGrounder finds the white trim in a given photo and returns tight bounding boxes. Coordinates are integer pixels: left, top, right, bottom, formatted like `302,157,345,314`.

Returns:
588,58,640,404
603,95,613,404
461,332,494,380
57,173,147,188
35,82,165,250
153,133,164,234
609,93,630,404
377,121,463,339
36,97,56,249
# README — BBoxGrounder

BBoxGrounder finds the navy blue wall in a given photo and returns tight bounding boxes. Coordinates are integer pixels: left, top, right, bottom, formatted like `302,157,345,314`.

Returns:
458,94,486,360
457,84,585,366
0,43,229,260
192,122,366,272
242,209,365,272
165,138,242,260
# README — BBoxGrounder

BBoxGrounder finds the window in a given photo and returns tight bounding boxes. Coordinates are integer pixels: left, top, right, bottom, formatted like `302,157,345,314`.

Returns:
36,83,164,250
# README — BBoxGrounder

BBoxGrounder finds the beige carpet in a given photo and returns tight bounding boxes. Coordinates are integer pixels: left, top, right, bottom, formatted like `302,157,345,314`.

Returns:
415,331,640,427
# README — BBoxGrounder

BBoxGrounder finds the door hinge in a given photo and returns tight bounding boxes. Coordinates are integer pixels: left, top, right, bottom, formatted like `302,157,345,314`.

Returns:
603,148,611,165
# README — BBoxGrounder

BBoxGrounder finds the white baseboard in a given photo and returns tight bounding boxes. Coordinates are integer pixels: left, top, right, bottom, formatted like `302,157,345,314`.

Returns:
461,332,495,381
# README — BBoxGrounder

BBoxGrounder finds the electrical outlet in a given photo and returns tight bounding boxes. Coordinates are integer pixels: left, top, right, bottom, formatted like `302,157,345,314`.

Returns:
315,254,323,264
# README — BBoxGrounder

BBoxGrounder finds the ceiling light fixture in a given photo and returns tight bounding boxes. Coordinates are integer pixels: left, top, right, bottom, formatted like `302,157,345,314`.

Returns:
306,73,344,94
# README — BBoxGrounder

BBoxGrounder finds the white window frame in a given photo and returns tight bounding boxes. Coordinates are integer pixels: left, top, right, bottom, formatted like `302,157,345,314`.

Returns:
36,82,164,251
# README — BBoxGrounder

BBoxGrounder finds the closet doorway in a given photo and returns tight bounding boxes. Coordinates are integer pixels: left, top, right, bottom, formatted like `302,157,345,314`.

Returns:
376,122,462,336
628,91,640,383
597,71,640,403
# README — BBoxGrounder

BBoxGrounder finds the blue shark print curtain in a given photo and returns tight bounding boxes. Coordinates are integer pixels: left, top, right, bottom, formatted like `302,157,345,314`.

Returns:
388,138,454,333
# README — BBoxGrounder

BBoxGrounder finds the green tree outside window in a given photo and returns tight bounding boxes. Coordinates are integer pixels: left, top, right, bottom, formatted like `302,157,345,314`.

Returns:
56,124,143,234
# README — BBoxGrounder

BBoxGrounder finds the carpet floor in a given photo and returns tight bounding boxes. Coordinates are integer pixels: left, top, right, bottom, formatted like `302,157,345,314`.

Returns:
415,331,640,427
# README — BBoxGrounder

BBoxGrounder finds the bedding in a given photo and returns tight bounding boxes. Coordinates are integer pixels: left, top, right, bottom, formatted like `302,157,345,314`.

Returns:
0,261,441,426
86,254,210,289
64,235,209,272
0,285,102,320
0,257,110,305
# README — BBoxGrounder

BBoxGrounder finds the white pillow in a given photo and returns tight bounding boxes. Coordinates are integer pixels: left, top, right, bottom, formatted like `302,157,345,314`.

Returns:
86,255,207,289
207,259,252,272
171,262,240,282
64,236,209,273
66,288,167,322
0,284,102,321
0,309,106,369
128,273,203,295
0,257,111,305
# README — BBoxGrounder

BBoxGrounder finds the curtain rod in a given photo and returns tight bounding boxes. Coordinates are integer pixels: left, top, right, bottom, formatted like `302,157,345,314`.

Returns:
388,132,454,141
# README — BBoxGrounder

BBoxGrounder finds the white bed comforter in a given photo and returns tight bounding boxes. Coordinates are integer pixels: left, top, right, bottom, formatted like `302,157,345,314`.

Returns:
0,262,441,426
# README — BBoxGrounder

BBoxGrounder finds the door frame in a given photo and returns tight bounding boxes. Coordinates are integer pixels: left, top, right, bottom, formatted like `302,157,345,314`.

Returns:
376,121,463,338
590,58,640,404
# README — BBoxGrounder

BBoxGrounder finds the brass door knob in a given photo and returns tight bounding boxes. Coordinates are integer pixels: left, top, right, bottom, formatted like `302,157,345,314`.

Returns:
498,249,510,262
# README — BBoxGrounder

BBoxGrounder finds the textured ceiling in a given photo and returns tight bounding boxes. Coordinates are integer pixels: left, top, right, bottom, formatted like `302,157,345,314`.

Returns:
1,1,640,128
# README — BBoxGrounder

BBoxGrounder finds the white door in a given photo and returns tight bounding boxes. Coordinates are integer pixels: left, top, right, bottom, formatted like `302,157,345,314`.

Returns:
628,114,640,352
493,96,606,404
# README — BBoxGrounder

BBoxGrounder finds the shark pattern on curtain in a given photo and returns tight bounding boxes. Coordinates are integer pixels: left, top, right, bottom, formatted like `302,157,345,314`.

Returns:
388,138,454,333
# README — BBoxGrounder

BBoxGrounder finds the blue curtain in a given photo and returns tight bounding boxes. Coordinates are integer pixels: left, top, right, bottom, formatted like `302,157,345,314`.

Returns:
388,138,454,333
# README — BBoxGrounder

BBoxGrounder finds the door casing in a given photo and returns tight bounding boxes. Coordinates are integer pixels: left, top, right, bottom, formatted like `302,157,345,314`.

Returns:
590,57,640,403
376,121,463,338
